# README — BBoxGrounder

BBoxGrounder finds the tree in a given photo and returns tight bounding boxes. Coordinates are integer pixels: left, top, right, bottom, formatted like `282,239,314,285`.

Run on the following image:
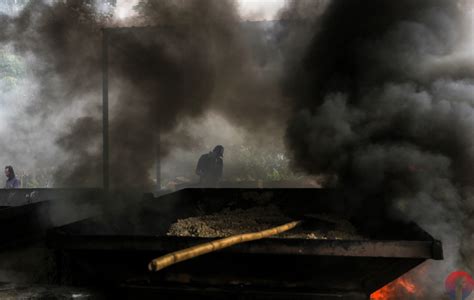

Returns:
0,48,25,91
0,0,28,15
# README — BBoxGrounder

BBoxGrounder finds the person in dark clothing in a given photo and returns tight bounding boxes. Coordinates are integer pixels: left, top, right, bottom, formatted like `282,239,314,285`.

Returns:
196,145,224,187
4,166,20,189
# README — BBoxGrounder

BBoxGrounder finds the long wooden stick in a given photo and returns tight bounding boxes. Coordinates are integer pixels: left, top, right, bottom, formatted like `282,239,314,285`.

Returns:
148,220,302,272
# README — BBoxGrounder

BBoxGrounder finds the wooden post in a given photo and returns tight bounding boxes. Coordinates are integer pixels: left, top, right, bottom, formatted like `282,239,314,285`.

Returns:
154,100,161,193
155,130,161,193
102,28,109,190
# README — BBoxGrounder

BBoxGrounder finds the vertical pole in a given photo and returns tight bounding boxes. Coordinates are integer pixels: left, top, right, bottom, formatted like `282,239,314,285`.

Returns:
102,29,109,190
155,131,161,193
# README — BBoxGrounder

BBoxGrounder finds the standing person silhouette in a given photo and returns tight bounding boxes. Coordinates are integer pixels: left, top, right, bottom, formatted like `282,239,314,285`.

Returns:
195,145,224,187
4,166,20,189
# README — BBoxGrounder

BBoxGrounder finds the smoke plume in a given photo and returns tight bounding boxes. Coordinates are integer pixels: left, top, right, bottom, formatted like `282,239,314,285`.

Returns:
0,0,287,189
3,0,473,296
281,0,474,298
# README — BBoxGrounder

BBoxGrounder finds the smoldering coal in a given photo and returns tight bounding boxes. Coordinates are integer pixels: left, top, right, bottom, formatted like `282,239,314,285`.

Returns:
281,0,474,298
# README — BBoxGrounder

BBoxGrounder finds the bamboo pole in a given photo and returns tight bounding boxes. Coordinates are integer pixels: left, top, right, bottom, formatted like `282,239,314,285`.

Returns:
148,220,302,272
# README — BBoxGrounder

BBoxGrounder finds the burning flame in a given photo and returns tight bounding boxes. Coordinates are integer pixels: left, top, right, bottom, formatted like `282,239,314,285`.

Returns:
371,277,417,300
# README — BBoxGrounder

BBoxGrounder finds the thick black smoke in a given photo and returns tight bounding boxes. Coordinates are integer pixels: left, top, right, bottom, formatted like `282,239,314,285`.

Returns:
0,0,287,189
0,0,108,186
282,0,474,298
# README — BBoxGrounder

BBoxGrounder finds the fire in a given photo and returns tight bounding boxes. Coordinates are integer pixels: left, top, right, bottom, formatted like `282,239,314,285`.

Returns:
371,277,417,300
370,264,429,300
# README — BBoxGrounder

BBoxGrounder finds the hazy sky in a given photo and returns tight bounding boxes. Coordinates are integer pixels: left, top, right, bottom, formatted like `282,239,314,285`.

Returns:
237,0,286,20
114,0,287,20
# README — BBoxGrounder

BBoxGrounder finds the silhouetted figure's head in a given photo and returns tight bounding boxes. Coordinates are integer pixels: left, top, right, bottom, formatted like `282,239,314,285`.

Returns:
4,166,15,179
213,145,224,158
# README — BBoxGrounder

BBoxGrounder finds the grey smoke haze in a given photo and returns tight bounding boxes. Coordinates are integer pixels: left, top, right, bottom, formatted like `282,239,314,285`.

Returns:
2,0,474,297
160,111,296,187
0,0,289,189
281,0,474,298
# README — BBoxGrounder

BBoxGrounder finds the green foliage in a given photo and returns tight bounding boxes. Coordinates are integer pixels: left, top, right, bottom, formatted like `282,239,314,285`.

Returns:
0,0,29,15
18,169,54,188
230,145,301,181
0,49,25,91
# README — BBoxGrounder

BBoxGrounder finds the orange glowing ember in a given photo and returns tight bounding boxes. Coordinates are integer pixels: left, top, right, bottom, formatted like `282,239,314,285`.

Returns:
371,277,417,300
